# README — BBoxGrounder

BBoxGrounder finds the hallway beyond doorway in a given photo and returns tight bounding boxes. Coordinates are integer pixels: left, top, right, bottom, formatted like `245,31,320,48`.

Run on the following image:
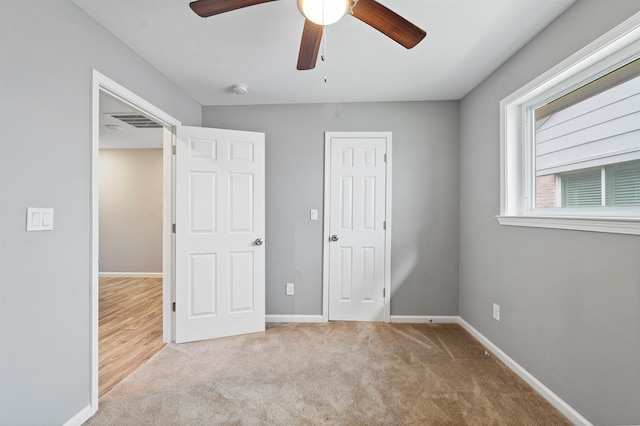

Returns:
99,276,164,397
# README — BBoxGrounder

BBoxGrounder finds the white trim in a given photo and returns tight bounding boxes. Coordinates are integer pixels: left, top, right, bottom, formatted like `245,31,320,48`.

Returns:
62,405,92,426
322,136,331,323
496,215,640,235
390,315,459,324
90,70,181,414
265,314,325,323
164,127,176,343
499,11,640,234
384,137,392,323
322,132,392,323
458,318,593,426
99,272,163,278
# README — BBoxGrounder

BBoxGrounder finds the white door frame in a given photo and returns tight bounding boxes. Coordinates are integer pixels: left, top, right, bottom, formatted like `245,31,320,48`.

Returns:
90,70,180,412
321,131,392,323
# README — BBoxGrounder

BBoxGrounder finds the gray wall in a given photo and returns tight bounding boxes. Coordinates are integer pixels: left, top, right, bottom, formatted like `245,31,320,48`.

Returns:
203,101,460,317
99,149,163,273
5,0,637,424
0,1,201,424
459,1,640,425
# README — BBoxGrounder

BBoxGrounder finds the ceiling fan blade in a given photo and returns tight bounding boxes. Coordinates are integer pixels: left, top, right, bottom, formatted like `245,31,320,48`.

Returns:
350,0,426,49
189,0,277,18
297,19,323,70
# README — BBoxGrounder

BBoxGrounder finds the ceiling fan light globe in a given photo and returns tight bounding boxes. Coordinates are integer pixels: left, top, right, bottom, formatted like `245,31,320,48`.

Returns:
297,0,348,26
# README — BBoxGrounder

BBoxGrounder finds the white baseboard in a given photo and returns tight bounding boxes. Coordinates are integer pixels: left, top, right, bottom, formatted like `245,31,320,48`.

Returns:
266,314,324,323
458,318,592,426
63,404,92,426
390,315,459,324
99,272,162,278
266,315,460,324
267,315,460,324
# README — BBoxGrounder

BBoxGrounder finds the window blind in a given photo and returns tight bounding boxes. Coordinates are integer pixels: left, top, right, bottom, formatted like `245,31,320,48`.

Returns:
562,168,602,207
606,160,640,206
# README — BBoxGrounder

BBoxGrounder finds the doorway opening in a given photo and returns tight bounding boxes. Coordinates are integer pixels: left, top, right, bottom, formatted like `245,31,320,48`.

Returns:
91,70,179,412
97,92,165,396
90,70,267,413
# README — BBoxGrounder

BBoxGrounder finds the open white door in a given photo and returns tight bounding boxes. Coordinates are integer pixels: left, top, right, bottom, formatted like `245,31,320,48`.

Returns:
325,132,391,322
175,126,265,343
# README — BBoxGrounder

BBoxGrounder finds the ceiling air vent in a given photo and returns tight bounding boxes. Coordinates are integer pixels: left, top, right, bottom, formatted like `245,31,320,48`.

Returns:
110,114,162,129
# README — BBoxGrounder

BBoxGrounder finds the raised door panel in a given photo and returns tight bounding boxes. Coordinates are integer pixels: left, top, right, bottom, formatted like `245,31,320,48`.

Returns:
229,173,254,233
340,176,354,230
190,172,217,234
189,254,217,317
229,252,254,313
362,176,376,231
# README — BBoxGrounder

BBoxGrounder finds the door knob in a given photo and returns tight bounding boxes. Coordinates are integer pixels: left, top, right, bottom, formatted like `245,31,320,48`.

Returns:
255,238,263,246
330,235,339,242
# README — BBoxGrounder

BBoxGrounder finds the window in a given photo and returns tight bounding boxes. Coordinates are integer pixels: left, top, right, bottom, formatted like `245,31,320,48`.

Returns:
498,11,640,235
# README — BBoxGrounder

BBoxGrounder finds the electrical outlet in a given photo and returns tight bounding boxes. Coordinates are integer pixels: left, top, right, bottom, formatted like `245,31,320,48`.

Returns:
286,283,294,296
493,303,501,321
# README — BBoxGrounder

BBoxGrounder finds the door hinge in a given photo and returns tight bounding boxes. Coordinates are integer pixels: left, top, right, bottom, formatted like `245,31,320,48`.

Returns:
172,302,176,312
383,288,386,298
383,221,386,230
384,153,387,163
172,145,176,155
172,223,176,233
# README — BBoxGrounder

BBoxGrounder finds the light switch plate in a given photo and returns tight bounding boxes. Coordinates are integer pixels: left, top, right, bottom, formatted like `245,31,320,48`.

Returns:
310,209,318,221
27,208,54,231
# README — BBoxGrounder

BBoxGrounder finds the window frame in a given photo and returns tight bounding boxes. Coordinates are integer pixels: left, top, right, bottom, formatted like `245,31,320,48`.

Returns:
498,11,640,235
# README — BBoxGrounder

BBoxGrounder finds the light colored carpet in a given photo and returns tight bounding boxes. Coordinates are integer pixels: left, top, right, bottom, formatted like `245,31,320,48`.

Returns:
86,322,570,425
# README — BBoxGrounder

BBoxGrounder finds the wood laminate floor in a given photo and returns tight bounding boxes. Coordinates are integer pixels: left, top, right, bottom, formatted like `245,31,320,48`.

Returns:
99,277,165,397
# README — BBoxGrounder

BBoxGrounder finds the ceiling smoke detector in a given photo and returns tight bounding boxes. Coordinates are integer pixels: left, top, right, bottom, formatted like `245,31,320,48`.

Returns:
232,84,249,95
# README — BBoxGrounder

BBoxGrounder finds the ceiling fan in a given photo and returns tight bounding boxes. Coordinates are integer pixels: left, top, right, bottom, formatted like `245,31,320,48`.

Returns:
189,0,426,70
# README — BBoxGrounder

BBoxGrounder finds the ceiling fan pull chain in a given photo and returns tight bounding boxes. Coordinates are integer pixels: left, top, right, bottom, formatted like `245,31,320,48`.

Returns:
321,0,327,82
323,25,328,83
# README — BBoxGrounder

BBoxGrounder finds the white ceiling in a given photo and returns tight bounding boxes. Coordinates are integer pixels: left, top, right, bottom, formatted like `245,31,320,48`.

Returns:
74,0,575,106
100,93,164,149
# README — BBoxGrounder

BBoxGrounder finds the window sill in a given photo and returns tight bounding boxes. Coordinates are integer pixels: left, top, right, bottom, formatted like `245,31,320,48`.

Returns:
496,215,640,235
